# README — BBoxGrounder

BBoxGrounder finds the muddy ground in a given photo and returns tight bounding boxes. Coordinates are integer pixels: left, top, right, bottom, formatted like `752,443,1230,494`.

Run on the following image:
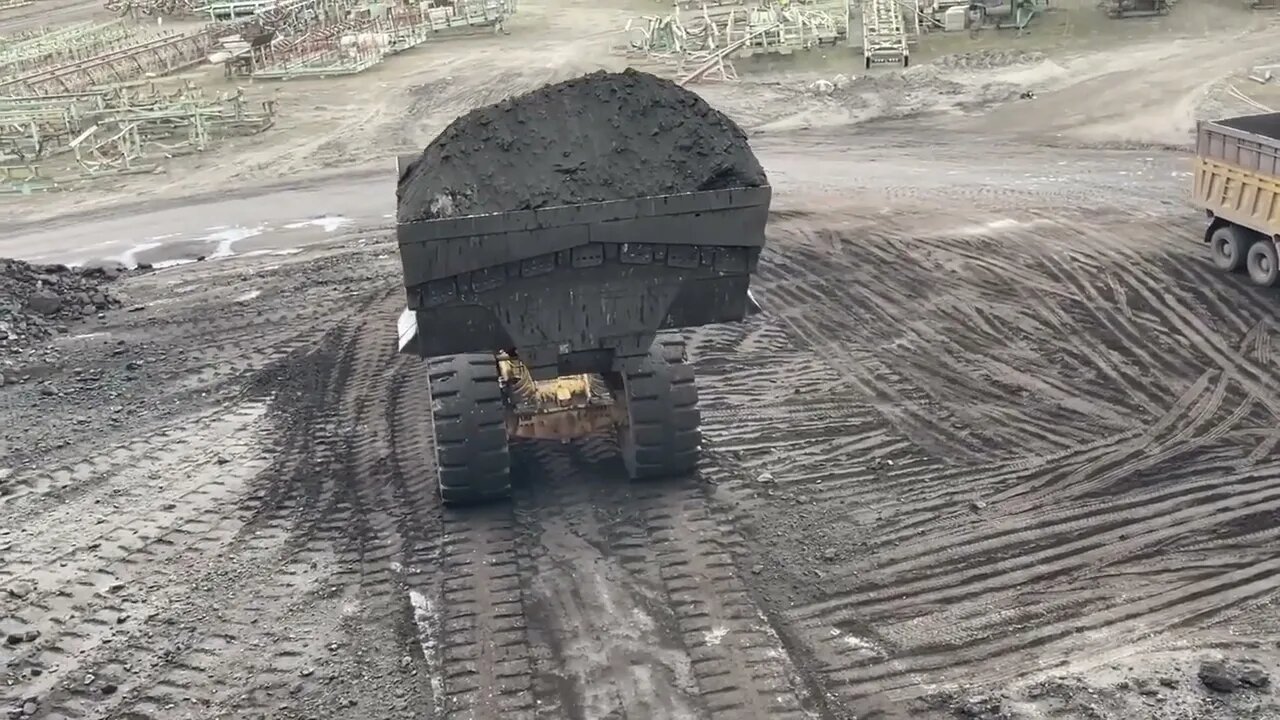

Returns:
3,0,1280,718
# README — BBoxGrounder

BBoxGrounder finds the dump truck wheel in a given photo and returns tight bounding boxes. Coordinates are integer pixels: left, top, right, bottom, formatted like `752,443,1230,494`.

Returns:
427,353,511,505
1246,240,1280,288
617,335,701,480
1210,225,1250,273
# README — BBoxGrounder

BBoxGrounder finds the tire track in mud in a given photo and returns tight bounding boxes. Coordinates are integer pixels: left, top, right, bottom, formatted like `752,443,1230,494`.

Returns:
72,289,537,720
123,260,394,400
0,258,393,506
691,308,931,549
110,337,360,719
9,288,399,720
778,235,1137,451
435,504,536,720
167,286,442,720
0,402,251,510
328,311,837,720
388,382,545,720
0,324,353,718
630,482,815,720
511,438,819,720
760,224,1041,463
387,366,537,720
0,404,273,712
0,281,392,712
194,290,540,720
512,440,700,720
729,205,1280,708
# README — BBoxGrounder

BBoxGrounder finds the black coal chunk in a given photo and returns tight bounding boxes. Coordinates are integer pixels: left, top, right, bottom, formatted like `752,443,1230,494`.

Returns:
396,68,768,222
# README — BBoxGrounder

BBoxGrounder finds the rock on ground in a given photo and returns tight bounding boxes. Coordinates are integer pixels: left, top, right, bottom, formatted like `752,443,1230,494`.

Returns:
396,68,768,222
0,258,124,371
912,658,1278,720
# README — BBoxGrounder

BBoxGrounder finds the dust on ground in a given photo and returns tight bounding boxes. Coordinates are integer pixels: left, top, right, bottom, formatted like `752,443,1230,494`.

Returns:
2,0,1280,718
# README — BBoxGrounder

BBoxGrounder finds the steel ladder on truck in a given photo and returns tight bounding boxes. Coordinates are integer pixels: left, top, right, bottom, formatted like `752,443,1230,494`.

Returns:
861,0,909,68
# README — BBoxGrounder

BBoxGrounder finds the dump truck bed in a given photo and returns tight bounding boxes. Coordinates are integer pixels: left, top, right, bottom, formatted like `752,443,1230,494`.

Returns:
1194,112,1280,238
395,183,771,372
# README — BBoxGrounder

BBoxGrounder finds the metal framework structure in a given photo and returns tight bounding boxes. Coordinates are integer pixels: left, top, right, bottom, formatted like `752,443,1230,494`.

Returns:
0,29,216,96
0,82,274,192
207,0,342,25
103,0,202,16
220,0,516,79
861,0,907,66
619,11,735,80
725,4,843,56
0,21,135,78
619,0,844,79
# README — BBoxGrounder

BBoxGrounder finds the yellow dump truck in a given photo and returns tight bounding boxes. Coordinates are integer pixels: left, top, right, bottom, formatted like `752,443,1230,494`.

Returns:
1194,113,1280,287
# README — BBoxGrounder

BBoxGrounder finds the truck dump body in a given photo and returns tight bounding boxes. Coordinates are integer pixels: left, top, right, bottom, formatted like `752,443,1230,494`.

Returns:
1194,112,1280,238
396,185,770,372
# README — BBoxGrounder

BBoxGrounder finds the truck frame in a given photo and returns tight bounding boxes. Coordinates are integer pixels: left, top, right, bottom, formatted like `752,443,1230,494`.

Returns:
393,155,771,504
1194,112,1280,287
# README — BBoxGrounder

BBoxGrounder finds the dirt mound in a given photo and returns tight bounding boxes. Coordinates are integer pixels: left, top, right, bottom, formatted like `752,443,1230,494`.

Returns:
396,68,768,222
932,49,1047,72
0,259,123,377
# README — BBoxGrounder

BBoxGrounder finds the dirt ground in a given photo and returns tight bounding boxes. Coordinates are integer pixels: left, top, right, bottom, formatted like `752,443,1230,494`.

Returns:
3,0,1280,718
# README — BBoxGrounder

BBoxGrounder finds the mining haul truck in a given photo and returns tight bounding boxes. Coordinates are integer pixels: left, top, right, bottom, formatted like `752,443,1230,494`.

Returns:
1195,112,1280,287
393,155,771,505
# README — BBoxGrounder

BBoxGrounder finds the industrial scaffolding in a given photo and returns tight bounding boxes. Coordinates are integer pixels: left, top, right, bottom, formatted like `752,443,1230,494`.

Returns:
619,0,846,79
0,82,274,191
211,0,517,80
0,29,217,96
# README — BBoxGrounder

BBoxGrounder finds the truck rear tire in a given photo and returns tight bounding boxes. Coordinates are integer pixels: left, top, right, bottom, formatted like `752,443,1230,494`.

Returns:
616,334,701,480
1210,225,1251,273
1246,240,1280,288
427,353,512,505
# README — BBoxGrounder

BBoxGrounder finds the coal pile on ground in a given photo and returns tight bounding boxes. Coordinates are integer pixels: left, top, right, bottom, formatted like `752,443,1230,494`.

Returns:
0,258,123,364
396,68,768,222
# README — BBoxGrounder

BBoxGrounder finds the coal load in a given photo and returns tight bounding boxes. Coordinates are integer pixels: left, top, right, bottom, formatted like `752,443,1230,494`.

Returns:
396,68,768,222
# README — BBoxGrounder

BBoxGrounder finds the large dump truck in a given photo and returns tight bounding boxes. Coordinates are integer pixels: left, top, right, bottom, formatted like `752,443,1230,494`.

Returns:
1194,112,1280,287
394,157,770,504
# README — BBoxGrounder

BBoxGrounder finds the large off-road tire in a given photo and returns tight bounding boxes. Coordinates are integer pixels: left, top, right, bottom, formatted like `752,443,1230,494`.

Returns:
426,353,511,505
616,334,701,480
1210,224,1251,273
1246,239,1280,288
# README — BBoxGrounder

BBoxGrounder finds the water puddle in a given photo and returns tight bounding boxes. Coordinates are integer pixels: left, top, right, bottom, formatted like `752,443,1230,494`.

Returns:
49,213,362,271
282,215,351,233
201,225,266,259
117,242,164,267
407,589,444,714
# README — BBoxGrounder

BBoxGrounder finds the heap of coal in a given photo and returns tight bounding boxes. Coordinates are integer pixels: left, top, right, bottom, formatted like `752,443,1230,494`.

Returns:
396,68,768,222
0,259,123,365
